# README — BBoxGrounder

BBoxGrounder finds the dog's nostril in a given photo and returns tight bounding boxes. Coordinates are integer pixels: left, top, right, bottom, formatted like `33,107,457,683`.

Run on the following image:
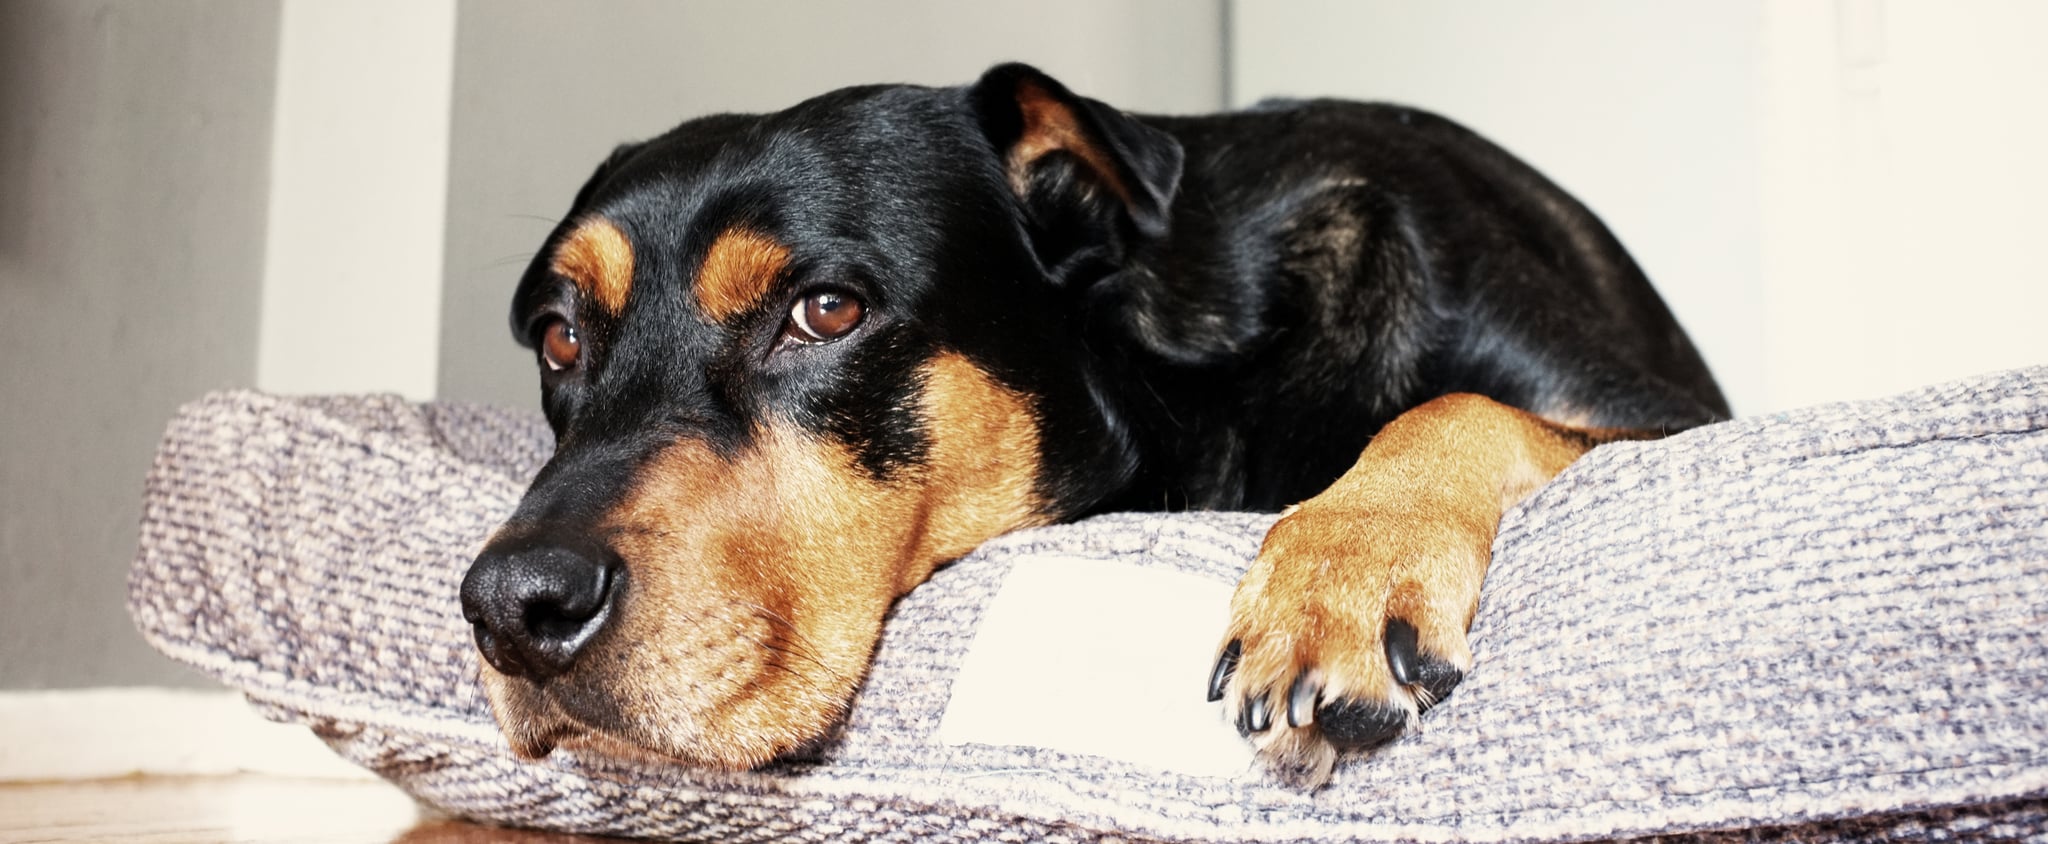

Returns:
523,562,613,641
460,541,622,682
469,624,529,679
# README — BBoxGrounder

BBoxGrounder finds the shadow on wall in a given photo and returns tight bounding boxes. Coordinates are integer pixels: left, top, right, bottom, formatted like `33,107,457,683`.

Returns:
0,0,279,690
0,3,42,270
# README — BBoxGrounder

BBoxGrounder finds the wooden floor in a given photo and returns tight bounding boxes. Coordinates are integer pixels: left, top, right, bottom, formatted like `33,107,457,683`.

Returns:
0,775,615,843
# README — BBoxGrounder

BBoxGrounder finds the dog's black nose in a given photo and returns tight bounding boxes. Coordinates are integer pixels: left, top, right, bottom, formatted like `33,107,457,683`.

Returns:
460,540,621,682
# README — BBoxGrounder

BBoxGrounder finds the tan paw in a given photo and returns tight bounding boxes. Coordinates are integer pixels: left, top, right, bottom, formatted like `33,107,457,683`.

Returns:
1208,497,1489,787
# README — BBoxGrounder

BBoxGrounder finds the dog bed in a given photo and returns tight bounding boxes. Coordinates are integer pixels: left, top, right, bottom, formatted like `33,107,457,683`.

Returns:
129,366,2048,842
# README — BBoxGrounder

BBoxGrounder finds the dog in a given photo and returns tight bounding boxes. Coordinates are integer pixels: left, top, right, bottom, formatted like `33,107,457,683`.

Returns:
459,62,1729,787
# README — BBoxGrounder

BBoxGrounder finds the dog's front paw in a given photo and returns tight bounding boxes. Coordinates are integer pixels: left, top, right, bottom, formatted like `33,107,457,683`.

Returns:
1209,497,1490,787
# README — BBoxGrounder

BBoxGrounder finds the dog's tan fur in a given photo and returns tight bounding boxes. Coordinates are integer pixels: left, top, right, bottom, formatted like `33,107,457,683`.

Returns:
693,228,792,325
1217,393,1611,783
477,352,1051,767
551,218,635,316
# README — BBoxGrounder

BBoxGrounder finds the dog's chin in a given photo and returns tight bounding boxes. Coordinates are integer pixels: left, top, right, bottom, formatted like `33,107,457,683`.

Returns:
504,721,706,769
477,664,841,771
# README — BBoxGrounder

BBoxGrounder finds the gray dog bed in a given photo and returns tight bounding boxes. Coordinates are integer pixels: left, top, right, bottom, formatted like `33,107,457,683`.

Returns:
129,366,2048,842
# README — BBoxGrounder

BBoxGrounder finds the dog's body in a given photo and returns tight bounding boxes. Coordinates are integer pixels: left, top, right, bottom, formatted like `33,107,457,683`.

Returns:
460,64,1728,787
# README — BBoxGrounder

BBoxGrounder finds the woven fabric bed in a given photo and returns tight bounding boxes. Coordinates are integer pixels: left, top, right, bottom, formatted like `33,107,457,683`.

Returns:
129,366,2048,842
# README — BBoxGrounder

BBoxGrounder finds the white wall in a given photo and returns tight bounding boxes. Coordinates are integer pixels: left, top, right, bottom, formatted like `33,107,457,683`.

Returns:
257,0,455,401
1232,0,2048,414
1759,0,2048,410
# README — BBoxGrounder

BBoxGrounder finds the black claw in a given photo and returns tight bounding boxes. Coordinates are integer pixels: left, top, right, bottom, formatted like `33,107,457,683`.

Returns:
1382,619,1466,711
1316,697,1408,750
1285,674,1320,728
1384,618,1420,686
1207,639,1241,702
1238,691,1273,735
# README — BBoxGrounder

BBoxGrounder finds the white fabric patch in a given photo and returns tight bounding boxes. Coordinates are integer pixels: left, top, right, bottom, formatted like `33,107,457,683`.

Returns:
937,555,1256,779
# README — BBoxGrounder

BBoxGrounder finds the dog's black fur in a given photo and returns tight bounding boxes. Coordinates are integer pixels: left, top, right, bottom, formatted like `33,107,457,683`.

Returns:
513,65,1722,517
465,62,1728,779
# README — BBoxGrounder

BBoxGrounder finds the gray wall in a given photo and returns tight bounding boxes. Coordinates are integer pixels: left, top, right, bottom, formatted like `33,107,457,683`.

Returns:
436,0,1226,406
0,0,281,688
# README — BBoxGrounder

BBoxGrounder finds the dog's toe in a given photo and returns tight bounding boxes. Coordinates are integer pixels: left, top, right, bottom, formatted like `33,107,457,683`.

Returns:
1212,499,1488,786
1314,694,1409,749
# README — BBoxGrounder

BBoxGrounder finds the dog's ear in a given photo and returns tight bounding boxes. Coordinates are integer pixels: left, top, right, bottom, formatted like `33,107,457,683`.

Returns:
971,64,1184,267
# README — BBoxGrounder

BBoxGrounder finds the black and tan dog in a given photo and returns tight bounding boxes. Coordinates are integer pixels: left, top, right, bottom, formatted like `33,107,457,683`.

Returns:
459,63,1728,786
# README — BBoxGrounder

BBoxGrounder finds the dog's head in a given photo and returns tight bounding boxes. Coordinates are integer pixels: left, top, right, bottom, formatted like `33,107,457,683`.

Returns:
459,64,1187,767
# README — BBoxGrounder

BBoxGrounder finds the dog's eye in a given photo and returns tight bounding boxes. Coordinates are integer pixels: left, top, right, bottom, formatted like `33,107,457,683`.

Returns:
785,291,864,344
539,318,580,372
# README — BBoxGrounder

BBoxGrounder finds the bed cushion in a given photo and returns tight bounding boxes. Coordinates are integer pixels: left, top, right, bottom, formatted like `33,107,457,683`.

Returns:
129,366,2048,842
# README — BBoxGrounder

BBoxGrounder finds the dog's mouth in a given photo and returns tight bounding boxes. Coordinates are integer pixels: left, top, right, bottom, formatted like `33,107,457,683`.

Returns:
475,591,873,768
465,353,1054,768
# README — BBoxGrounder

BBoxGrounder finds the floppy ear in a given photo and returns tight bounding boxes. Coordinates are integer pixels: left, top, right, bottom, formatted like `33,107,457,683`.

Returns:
971,63,1185,247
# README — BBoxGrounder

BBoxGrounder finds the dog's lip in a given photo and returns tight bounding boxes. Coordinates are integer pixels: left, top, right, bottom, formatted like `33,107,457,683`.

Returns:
486,678,572,759
477,595,845,769
511,714,713,768
491,671,711,765
499,698,634,761
483,665,610,760
484,599,924,767
507,727,561,759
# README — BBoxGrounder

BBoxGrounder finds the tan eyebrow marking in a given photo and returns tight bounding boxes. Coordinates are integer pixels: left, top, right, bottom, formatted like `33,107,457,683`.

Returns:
551,217,635,315
694,228,792,324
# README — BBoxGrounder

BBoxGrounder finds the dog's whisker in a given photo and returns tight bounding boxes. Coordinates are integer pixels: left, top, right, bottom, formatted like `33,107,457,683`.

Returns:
485,251,538,270
731,627,829,692
737,602,844,684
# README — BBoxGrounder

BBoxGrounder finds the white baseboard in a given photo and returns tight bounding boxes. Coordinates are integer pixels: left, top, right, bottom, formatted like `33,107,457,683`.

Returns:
0,688,373,782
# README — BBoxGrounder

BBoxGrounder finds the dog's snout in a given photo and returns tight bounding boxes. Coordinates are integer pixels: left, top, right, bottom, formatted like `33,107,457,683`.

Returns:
461,540,621,682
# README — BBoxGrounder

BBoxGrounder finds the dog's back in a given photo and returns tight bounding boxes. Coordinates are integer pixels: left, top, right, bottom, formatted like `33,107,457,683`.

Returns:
1075,99,1727,512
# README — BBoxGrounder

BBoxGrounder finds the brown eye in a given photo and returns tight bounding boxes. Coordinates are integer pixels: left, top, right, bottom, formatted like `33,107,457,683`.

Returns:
785,290,864,343
539,318,580,372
